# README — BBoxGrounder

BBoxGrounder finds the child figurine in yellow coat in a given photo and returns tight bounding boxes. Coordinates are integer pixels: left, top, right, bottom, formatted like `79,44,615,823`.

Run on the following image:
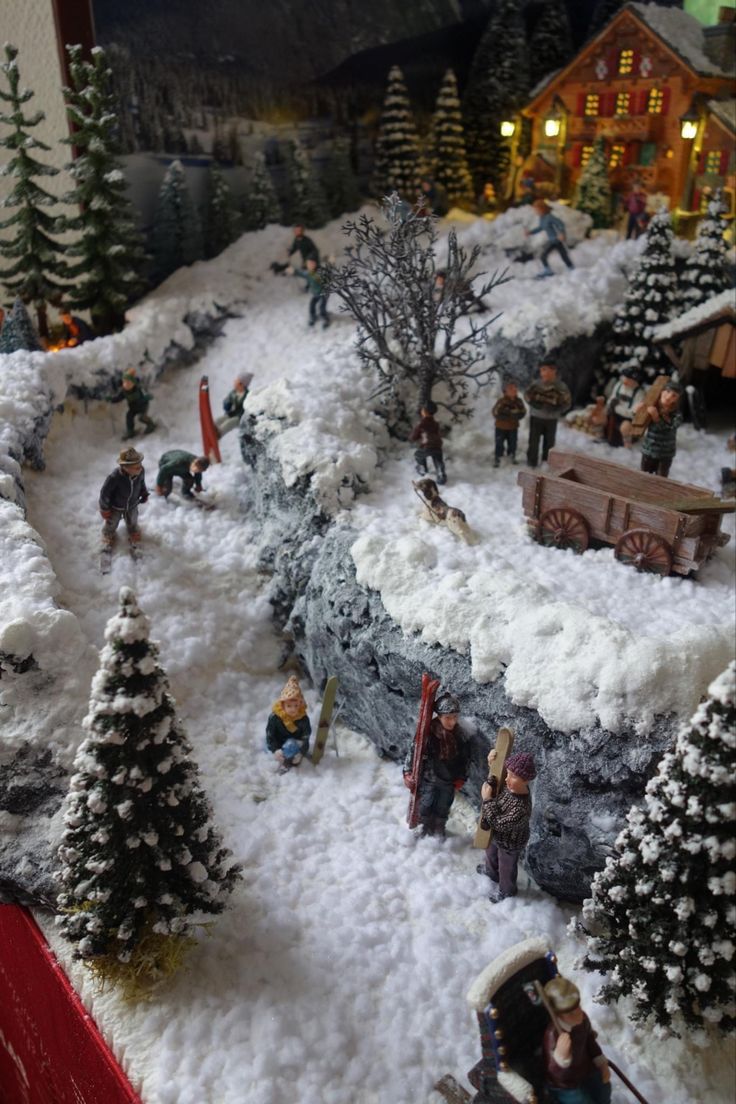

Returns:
266,676,311,773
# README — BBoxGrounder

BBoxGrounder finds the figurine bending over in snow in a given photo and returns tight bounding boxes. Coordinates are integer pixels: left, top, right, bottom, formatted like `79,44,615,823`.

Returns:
266,676,311,773
413,478,476,544
403,691,471,837
216,373,253,438
99,447,149,546
542,975,611,1104
478,750,535,902
155,450,209,499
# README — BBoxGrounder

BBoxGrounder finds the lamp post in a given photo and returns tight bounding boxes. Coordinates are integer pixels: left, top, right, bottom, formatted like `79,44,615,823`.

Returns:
499,116,521,203
679,97,706,213
543,96,568,196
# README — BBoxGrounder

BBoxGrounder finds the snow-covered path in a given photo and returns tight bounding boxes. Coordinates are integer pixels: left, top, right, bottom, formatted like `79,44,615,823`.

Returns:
23,220,734,1104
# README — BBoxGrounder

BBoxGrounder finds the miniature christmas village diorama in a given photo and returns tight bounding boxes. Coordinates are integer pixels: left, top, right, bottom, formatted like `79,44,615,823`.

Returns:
0,2,735,1103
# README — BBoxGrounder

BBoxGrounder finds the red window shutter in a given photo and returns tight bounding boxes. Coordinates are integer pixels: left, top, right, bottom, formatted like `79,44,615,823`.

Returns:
603,92,616,116
625,143,638,166
577,93,587,116
572,143,582,167
696,151,706,173
637,89,649,115
608,48,619,74
720,150,730,175
631,49,641,76
661,87,671,114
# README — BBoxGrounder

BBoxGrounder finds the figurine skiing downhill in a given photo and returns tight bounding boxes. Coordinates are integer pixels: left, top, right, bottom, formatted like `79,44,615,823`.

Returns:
403,690,471,837
266,675,312,773
110,368,156,439
99,447,149,557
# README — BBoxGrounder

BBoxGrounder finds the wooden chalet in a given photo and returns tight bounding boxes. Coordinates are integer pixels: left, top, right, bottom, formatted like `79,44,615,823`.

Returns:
521,2,735,218
654,290,736,406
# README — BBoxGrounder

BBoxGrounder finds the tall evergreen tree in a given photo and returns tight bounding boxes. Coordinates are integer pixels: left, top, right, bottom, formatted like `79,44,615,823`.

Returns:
573,136,612,229
60,46,148,335
0,296,42,354
431,70,474,209
321,137,362,220
462,0,531,195
580,662,736,1038
604,211,678,383
680,199,732,312
371,66,423,200
0,43,69,339
529,0,574,86
283,141,329,228
56,588,241,991
241,152,282,231
150,160,203,284
203,163,240,259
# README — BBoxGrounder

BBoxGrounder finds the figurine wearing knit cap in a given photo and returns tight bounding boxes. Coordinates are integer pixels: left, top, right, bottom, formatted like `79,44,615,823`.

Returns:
402,690,471,838
477,749,536,901
216,373,253,438
266,676,311,773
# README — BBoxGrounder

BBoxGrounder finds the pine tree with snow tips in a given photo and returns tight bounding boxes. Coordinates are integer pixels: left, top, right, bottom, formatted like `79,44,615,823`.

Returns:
241,152,282,231
151,160,203,284
573,136,612,229
0,43,69,339
60,46,148,334
604,210,678,383
283,141,329,228
203,162,240,259
0,296,42,354
372,66,423,200
580,661,736,1038
56,588,241,992
430,70,474,209
680,198,732,311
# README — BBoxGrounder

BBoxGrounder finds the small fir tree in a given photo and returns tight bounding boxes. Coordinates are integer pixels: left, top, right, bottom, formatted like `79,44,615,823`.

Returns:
241,152,282,231
203,163,240,259
56,588,241,993
580,662,736,1039
604,210,678,383
0,296,42,354
321,137,362,220
372,66,423,200
431,70,474,209
150,160,203,284
462,0,531,195
573,136,612,229
529,0,574,86
0,43,69,339
283,142,330,228
60,46,148,335
680,199,732,311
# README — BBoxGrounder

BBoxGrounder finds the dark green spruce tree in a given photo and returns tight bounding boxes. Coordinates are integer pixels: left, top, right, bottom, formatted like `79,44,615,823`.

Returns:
283,141,330,228
431,69,474,209
241,152,282,231
0,44,69,339
56,588,241,992
61,45,148,334
203,162,240,259
321,137,362,220
529,0,574,86
680,198,732,311
150,160,203,284
0,296,42,353
371,66,423,200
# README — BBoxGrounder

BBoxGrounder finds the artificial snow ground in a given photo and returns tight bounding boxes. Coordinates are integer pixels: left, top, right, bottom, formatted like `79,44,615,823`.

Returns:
18,211,735,1104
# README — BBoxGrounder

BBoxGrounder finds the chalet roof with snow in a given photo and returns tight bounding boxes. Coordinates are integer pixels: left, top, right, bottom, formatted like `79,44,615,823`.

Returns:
654,289,735,343
707,98,736,134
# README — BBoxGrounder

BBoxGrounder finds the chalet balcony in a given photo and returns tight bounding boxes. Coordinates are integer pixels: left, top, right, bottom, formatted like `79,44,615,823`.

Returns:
568,114,665,141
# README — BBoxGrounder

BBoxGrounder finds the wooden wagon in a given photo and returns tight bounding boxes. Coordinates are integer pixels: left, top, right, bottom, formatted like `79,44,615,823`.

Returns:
517,450,733,576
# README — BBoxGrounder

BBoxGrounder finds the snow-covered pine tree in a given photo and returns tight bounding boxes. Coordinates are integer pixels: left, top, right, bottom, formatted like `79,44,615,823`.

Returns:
321,137,362,220
150,160,203,284
56,588,241,993
604,210,678,383
462,0,531,196
371,66,423,200
283,142,330,228
241,152,282,231
580,661,736,1039
203,163,240,259
680,199,732,311
573,136,612,229
60,46,148,335
0,43,69,340
0,296,43,354
431,70,474,209
529,0,574,86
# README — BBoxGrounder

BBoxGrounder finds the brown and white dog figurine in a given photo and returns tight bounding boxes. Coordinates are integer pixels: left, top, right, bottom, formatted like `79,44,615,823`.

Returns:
413,478,477,544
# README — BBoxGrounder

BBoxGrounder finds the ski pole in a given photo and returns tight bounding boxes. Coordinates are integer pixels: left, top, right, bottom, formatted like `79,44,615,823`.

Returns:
607,1060,651,1104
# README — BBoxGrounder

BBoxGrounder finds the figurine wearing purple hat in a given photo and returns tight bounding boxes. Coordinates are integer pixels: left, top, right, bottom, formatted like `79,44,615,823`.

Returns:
477,749,536,902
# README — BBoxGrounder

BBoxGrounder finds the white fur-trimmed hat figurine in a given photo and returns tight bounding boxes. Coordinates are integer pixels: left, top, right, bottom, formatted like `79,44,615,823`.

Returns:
267,675,311,773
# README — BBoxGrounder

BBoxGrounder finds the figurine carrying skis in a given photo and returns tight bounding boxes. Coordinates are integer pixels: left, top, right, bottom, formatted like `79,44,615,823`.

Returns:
266,676,312,774
477,750,535,901
99,447,149,565
403,689,471,838
110,368,156,440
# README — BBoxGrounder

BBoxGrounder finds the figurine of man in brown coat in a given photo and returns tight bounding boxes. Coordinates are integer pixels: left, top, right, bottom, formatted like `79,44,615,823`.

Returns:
542,976,611,1104
525,364,571,467
492,380,526,467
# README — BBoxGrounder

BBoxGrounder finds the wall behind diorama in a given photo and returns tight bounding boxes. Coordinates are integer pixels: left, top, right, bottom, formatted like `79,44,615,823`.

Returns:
0,0,80,301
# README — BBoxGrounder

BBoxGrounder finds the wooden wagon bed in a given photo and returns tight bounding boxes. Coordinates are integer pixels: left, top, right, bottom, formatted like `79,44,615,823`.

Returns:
518,450,733,576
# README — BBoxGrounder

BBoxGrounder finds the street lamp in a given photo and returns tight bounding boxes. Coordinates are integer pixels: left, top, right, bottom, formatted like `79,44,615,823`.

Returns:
678,97,706,213
679,100,701,141
500,119,516,138
545,116,561,138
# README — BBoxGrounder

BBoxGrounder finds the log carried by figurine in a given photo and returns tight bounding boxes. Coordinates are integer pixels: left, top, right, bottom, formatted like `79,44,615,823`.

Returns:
518,449,733,576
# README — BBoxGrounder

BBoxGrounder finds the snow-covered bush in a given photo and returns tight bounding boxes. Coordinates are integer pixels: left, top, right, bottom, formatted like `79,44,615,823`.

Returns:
579,661,736,1038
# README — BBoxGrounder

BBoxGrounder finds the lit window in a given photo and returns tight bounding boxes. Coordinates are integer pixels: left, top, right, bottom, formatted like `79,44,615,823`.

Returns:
705,150,722,174
615,92,630,116
609,144,625,168
647,89,664,114
618,49,634,74
581,145,594,167
584,94,600,117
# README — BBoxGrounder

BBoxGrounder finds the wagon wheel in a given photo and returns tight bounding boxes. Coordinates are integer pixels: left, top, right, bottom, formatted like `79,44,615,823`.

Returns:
615,529,673,575
538,508,590,553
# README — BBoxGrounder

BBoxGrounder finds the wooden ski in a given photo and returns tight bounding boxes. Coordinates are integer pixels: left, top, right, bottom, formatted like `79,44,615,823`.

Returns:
311,676,339,766
406,673,441,829
199,375,221,464
432,1075,472,1103
472,727,514,850
629,374,670,441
